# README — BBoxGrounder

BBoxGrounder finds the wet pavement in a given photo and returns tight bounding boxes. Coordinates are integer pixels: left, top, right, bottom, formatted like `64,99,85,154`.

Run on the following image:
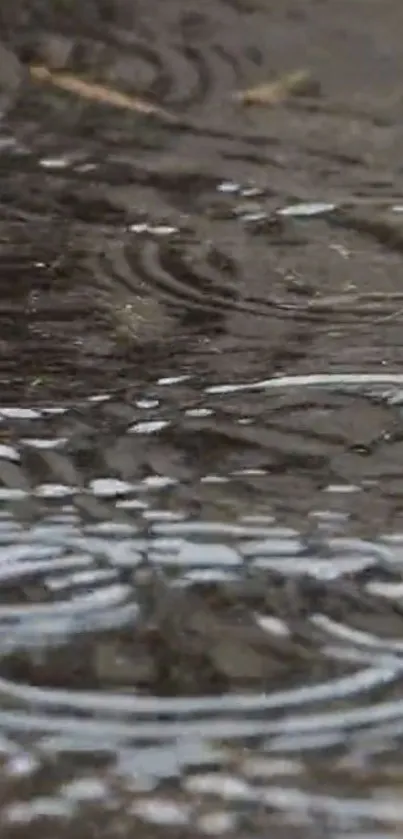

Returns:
1,0,403,836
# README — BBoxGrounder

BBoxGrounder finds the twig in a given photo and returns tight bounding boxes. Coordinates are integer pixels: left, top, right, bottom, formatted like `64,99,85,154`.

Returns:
29,64,178,123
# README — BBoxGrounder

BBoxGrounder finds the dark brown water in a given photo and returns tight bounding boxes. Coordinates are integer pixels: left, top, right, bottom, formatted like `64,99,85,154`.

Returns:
2,1,403,836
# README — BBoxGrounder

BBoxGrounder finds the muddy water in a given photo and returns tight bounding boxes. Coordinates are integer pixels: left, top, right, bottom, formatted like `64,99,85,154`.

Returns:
2,1,403,837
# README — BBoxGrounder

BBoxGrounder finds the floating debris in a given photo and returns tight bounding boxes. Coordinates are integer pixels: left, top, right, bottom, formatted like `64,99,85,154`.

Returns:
29,65,177,122
234,69,317,106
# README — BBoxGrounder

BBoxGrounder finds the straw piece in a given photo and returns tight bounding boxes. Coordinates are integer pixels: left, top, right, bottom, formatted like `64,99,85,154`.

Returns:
235,69,316,106
29,64,177,122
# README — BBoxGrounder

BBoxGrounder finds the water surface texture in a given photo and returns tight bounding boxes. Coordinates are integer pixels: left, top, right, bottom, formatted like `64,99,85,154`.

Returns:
1,1,403,837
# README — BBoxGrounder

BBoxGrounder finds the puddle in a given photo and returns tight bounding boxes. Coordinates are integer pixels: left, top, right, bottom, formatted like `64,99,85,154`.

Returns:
2,0,403,836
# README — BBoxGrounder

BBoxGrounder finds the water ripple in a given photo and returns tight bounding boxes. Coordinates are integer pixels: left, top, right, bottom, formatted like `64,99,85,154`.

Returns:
2,0,403,834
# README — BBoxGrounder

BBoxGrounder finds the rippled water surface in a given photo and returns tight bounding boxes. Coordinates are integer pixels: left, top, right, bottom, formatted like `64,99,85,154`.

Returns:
3,1,403,836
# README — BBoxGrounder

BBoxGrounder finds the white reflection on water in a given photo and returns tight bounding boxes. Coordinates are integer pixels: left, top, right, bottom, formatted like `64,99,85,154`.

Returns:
206,373,403,395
